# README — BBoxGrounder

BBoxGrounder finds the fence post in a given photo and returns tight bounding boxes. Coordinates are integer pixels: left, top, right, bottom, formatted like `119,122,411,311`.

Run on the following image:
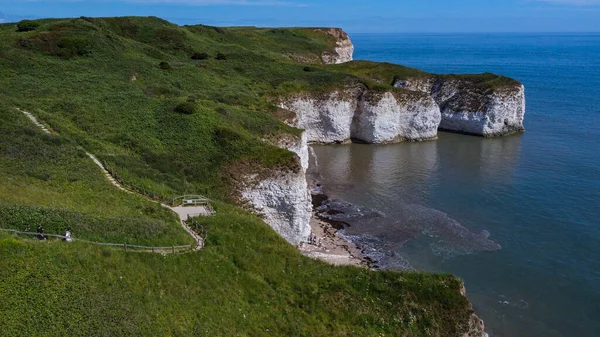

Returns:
152,247,155,253
124,244,127,252
172,246,175,254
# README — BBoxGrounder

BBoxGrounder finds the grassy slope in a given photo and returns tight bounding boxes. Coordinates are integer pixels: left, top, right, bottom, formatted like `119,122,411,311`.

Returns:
0,204,472,336
0,105,192,246
0,17,479,336
0,17,354,201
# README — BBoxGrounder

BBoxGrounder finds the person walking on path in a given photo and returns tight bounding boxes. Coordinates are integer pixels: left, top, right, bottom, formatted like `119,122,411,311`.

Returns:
64,227,72,242
37,224,46,240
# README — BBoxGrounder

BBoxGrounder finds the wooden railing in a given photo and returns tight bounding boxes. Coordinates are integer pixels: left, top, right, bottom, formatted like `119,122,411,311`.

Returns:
185,216,207,248
172,195,211,207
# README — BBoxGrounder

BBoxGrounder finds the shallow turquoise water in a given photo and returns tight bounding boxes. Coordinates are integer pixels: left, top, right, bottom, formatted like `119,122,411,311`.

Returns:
312,34,600,336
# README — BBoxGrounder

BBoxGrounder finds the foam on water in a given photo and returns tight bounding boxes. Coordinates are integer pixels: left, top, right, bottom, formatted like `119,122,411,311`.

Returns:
317,198,501,265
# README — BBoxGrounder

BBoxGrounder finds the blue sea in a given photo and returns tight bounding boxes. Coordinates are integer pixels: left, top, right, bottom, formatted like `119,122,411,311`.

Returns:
312,34,600,336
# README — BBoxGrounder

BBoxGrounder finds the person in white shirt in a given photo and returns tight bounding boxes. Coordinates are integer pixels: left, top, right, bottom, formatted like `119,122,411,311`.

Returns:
64,227,72,242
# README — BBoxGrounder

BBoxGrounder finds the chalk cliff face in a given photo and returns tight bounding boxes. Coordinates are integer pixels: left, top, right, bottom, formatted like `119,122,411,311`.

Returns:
352,91,441,143
394,77,526,137
279,89,441,144
280,91,357,144
238,133,312,246
318,28,354,64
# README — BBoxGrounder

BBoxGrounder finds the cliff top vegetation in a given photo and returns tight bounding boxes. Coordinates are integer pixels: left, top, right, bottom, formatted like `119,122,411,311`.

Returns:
328,60,521,90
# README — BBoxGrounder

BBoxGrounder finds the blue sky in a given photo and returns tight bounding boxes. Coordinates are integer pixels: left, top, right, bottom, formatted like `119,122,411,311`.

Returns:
1,0,599,33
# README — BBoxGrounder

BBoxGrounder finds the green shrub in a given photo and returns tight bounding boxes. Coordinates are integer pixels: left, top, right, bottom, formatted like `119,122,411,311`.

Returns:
158,61,171,70
215,52,227,60
57,37,93,57
16,20,40,32
191,52,209,60
174,101,196,115
16,32,93,58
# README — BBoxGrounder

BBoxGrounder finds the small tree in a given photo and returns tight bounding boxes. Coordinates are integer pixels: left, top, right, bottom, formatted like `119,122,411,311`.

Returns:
191,52,209,60
17,20,40,32
215,52,227,60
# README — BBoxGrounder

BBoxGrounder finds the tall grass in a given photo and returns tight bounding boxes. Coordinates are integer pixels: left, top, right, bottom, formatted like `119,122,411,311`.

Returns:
0,203,473,336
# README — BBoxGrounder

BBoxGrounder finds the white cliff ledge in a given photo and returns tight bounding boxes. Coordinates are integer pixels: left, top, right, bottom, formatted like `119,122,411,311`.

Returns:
393,76,525,137
279,88,441,144
236,133,312,246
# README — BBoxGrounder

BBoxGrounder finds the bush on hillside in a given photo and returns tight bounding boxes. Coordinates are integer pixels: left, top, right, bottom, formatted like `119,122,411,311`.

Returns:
158,61,171,70
174,101,196,115
215,52,227,60
191,52,209,60
16,32,93,59
16,20,40,32
57,37,93,57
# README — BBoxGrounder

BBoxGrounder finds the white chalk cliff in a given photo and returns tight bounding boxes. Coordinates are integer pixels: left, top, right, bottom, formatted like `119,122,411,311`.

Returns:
394,77,526,137
352,91,441,143
318,28,354,64
238,133,312,246
279,89,441,144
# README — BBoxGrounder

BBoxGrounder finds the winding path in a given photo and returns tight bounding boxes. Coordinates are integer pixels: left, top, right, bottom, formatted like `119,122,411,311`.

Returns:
17,108,208,251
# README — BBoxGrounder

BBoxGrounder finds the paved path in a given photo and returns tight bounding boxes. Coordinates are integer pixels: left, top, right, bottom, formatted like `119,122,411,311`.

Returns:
171,206,213,218
18,108,208,251
170,206,210,250
18,108,53,135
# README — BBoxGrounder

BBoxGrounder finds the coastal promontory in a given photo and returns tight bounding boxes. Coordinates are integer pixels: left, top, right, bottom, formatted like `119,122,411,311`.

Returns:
0,16,510,336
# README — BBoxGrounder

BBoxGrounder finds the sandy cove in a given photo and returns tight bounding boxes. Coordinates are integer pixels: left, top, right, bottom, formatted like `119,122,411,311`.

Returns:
299,213,370,268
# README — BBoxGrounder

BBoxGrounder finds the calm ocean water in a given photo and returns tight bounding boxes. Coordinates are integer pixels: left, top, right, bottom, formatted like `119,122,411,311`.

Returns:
312,34,600,336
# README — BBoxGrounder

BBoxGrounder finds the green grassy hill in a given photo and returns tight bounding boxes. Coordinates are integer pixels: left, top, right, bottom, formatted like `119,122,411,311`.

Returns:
0,17,478,336
0,106,191,246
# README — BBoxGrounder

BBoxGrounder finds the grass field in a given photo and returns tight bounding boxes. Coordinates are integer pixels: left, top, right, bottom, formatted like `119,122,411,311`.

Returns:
0,105,192,246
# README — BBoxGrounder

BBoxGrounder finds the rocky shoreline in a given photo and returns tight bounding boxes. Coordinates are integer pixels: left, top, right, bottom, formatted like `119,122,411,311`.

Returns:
302,188,490,337
298,188,375,268
299,213,368,267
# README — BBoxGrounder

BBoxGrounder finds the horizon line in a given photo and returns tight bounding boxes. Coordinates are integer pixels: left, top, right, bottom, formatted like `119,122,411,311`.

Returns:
1,17,599,35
